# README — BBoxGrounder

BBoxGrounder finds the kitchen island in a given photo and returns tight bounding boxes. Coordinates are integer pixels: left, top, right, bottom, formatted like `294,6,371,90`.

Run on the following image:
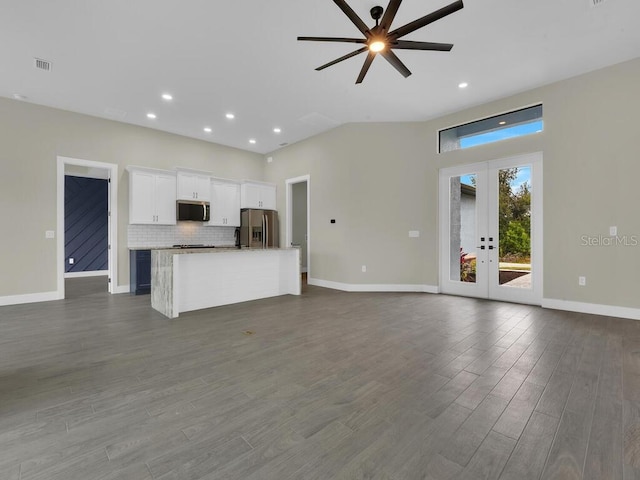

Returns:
151,247,300,319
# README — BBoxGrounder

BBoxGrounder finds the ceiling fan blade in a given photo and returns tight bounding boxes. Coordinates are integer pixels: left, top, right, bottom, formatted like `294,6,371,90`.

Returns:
315,47,368,71
389,0,463,39
356,52,376,84
392,40,453,51
332,0,371,36
298,36,366,44
379,0,402,32
381,50,412,78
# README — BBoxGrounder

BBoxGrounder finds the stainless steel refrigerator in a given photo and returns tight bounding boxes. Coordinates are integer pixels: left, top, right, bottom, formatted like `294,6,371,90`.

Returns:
240,209,279,248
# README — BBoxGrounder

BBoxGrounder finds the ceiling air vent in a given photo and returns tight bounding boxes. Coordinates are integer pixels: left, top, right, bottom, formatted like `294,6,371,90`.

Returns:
34,58,52,71
589,0,608,7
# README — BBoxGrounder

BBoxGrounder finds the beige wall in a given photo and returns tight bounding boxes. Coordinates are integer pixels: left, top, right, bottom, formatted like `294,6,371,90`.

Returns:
0,99,264,297
265,57,640,309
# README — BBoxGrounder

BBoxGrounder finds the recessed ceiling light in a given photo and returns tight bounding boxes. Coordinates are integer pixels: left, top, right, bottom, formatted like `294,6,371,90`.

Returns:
203,127,212,133
273,127,282,134
161,93,173,101
249,139,257,144
146,113,157,119
458,82,468,89
499,121,507,125
226,113,235,120
13,93,28,101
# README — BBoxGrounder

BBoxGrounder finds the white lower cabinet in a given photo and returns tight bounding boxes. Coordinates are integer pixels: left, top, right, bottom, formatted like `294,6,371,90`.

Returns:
128,167,177,225
209,180,241,227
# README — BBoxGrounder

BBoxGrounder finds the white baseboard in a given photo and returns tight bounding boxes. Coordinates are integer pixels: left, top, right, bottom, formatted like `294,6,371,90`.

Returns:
542,298,640,321
112,285,131,294
301,267,308,273
65,270,109,278
0,291,62,307
308,277,439,294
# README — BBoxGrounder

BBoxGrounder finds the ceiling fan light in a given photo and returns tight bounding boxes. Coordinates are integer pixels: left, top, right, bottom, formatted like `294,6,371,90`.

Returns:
369,40,386,52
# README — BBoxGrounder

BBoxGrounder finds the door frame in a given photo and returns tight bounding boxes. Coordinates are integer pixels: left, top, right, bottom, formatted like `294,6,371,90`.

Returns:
285,175,310,277
439,152,543,305
56,156,119,298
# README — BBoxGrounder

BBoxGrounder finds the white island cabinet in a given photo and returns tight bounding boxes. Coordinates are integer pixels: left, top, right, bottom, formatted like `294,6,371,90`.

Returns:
128,167,176,225
151,248,301,319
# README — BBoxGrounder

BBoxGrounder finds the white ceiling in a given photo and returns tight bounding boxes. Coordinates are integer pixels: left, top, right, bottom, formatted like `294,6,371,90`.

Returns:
1,0,639,154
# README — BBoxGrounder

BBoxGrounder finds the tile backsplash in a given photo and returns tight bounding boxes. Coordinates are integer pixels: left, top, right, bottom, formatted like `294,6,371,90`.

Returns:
128,224,237,248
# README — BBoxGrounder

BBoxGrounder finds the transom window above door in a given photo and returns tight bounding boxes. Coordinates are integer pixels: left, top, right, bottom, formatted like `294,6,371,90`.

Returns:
439,104,543,153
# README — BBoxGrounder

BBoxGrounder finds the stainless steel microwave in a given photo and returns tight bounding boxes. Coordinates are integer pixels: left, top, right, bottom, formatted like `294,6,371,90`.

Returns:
176,201,210,222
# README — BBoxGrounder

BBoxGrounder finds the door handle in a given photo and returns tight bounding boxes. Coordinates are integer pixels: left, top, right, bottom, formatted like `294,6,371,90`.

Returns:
488,246,495,250
477,246,486,250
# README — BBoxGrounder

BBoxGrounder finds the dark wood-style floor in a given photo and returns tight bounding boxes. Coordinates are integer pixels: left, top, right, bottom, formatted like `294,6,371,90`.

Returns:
1,279,639,479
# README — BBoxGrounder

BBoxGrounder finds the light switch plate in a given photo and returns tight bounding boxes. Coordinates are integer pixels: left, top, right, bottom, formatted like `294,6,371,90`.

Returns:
45,230,55,239
409,231,420,238
610,226,617,236
579,276,586,286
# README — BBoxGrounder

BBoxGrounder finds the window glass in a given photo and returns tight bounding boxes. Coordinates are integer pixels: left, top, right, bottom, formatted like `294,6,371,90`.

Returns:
439,105,543,153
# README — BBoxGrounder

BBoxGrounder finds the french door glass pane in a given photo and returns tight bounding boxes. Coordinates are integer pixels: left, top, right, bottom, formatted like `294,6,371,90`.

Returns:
449,175,477,283
497,166,532,289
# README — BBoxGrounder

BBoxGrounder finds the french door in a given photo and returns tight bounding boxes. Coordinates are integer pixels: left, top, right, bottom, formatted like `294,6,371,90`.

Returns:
439,153,543,305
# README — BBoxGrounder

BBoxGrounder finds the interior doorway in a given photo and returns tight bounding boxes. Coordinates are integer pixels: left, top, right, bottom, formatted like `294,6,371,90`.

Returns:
57,156,118,299
439,153,543,305
285,175,310,283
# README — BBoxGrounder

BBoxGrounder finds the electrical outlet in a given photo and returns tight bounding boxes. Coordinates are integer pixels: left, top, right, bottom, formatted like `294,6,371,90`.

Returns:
579,276,586,286
610,226,617,236
409,231,420,238
69,258,74,265
45,230,55,239
361,265,367,273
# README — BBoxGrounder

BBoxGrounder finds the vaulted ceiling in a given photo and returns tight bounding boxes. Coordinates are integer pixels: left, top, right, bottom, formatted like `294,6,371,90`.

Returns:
1,0,639,154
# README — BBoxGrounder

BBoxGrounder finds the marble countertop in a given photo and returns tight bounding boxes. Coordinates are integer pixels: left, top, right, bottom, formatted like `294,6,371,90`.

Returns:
128,245,237,251
153,246,298,255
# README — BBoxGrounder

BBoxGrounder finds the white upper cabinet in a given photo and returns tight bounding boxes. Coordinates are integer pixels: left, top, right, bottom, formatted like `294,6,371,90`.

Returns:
154,174,178,224
177,171,210,201
128,167,177,225
240,181,276,210
208,179,241,227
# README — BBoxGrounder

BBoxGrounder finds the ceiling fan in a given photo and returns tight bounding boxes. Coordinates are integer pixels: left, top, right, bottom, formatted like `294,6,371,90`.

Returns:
298,0,464,84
